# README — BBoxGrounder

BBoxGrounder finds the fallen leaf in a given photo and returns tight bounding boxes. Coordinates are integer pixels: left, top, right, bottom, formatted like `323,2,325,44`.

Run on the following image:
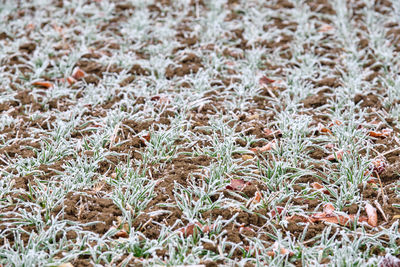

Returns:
323,203,335,214
311,182,330,195
267,242,294,257
177,222,211,237
371,157,387,174
392,215,400,220
251,141,276,152
253,191,262,203
150,95,169,104
319,24,335,33
111,227,129,238
318,123,332,134
226,179,250,191
367,178,379,184
58,263,74,267
242,154,254,161
263,128,282,137
72,67,86,79
369,128,393,138
328,120,342,127
325,143,335,149
142,133,151,142
270,206,285,217
66,76,77,85
326,149,345,161
259,76,276,86
32,81,53,89
379,254,400,267
365,203,378,227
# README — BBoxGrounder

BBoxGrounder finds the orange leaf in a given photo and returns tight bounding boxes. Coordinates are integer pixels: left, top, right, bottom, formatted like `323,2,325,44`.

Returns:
369,128,393,138
328,120,342,127
365,203,378,227
32,81,53,89
72,67,86,80
253,191,262,203
318,123,332,134
66,76,77,85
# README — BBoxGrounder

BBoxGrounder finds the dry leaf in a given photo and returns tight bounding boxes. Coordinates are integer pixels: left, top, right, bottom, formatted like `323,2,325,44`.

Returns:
72,67,86,80
266,242,294,257
32,81,53,89
263,128,282,137
259,76,276,86
328,120,342,127
58,263,74,267
270,206,285,217
253,191,262,203
365,203,378,227
251,141,276,152
242,155,254,161
115,230,129,238
177,222,211,237
319,24,335,32
318,123,332,134
226,179,250,191
142,133,151,142
323,203,335,214
392,215,400,220
379,254,400,267
326,150,344,161
311,182,330,195
369,128,393,138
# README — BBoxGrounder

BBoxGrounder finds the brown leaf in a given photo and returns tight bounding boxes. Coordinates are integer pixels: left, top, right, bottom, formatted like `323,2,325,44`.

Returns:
72,67,86,80
379,254,400,267
253,191,262,203
251,141,276,152
242,154,254,160
177,222,212,237
325,149,344,161
267,242,294,257
32,81,53,89
365,203,378,227
369,128,393,138
226,179,250,191
328,120,342,127
311,182,330,195
259,76,276,86
318,123,332,134
263,128,282,137
270,206,285,217
323,203,335,214
142,133,151,142
114,230,129,238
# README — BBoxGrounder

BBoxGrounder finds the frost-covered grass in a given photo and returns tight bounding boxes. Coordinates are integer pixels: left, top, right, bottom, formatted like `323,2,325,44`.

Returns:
1,0,400,266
